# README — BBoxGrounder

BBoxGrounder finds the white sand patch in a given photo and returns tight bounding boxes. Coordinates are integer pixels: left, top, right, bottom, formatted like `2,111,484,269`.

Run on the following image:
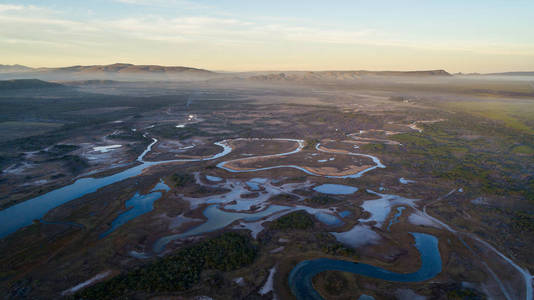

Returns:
399,177,415,184
471,197,488,205
129,250,150,259
270,246,284,253
331,225,381,248
408,123,423,132
93,145,122,153
359,190,417,227
61,271,112,295
259,266,277,296
2,162,33,174
233,277,245,286
21,179,49,186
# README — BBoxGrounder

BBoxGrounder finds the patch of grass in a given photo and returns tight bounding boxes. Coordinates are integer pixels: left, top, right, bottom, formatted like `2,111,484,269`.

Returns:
171,173,194,187
47,144,79,156
359,143,385,152
390,117,534,200
446,101,534,134
269,210,314,230
512,145,534,155
304,138,320,150
0,121,63,142
307,195,337,205
59,155,89,174
74,233,256,299
322,243,359,259
323,271,348,295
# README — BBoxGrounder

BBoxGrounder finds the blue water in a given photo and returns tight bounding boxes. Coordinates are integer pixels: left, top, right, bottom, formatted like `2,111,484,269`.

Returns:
313,184,358,195
288,232,442,300
245,178,268,191
153,204,291,253
339,210,352,218
386,207,405,231
100,191,162,238
151,179,170,192
315,212,344,226
206,175,223,182
0,163,150,238
0,139,232,239
246,181,261,191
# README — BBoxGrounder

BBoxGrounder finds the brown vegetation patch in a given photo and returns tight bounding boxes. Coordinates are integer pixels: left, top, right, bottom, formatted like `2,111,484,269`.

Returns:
302,165,372,176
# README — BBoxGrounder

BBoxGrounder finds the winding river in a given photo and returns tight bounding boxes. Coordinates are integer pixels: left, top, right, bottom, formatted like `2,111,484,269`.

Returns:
217,139,385,179
288,232,442,300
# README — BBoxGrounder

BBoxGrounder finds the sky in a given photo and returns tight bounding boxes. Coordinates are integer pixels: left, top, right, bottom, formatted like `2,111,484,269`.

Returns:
1,0,533,72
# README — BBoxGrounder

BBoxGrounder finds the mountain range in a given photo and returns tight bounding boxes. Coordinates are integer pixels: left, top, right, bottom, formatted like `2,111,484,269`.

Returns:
1,63,532,83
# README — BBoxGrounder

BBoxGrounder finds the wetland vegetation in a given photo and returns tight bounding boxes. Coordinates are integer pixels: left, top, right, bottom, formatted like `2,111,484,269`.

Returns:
0,73,532,300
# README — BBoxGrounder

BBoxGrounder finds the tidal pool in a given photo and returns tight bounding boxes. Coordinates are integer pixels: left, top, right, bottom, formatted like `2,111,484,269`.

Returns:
206,175,223,182
359,191,416,227
339,210,352,218
100,191,162,238
288,232,442,300
313,184,358,195
153,204,291,253
314,212,344,226
246,181,261,191
246,178,268,191
151,179,170,192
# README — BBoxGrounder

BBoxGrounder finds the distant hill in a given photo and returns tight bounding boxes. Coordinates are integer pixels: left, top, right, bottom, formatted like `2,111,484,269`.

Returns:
0,63,218,81
60,79,120,86
38,63,214,75
0,65,457,82
484,71,534,76
0,79,63,90
247,70,451,82
0,64,34,73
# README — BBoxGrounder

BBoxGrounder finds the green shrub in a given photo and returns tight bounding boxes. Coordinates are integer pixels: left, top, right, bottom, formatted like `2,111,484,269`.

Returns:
74,233,256,299
270,210,314,230
171,172,194,187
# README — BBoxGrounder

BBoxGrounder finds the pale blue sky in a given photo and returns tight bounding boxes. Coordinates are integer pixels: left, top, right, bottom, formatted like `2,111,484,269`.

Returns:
1,0,533,72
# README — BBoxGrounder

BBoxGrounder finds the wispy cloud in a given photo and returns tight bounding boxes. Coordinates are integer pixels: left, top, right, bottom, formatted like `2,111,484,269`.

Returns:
113,0,212,10
0,2,532,70
0,4,24,12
